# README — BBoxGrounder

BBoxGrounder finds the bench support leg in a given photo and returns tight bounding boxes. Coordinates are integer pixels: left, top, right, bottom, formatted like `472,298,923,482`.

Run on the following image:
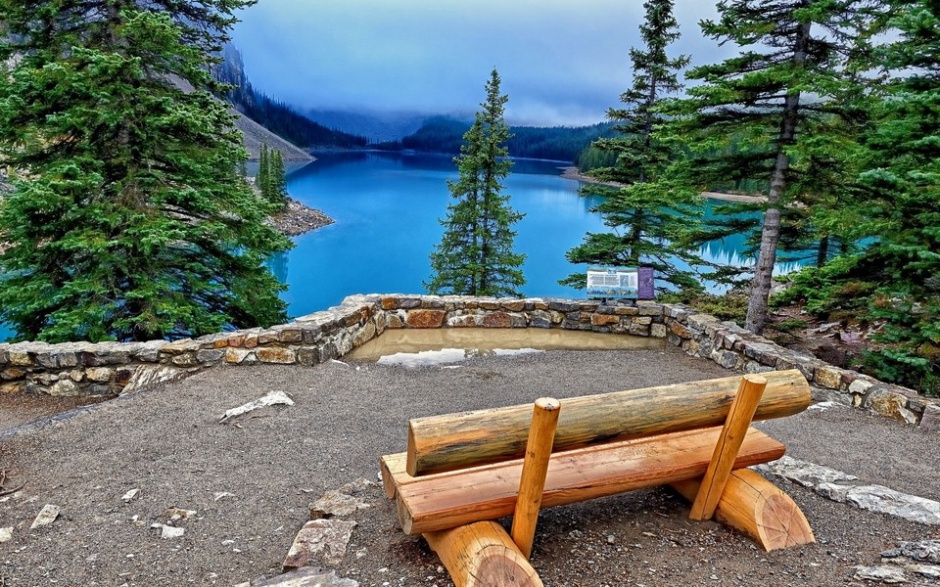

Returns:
672,469,815,551
424,521,544,587
511,397,561,558
690,375,767,520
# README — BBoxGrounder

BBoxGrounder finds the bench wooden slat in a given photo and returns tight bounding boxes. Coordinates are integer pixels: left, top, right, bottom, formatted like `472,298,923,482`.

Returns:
407,369,809,476
388,425,786,535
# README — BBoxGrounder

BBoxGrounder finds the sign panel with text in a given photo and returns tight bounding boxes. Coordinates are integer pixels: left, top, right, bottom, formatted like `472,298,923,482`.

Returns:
586,266,655,300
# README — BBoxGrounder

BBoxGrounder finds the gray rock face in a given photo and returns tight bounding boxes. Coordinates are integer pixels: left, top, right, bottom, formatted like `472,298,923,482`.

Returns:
817,483,940,525
756,455,859,487
853,566,908,584
283,519,357,570
885,540,940,565
309,490,371,519
252,568,358,587
758,456,940,526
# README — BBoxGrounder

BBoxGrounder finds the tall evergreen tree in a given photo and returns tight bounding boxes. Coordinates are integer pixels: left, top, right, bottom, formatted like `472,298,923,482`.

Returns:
258,143,270,199
269,149,289,210
562,0,704,293
658,0,878,333
426,69,525,297
0,0,291,342
779,0,940,394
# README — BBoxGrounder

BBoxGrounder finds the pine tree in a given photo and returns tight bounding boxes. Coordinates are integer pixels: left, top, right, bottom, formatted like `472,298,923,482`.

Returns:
780,0,940,394
426,69,525,297
561,0,705,293
258,144,270,199
0,0,291,342
269,149,289,210
658,0,879,333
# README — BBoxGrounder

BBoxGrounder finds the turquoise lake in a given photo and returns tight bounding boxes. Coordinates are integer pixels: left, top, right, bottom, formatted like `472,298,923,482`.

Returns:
0,151,803,341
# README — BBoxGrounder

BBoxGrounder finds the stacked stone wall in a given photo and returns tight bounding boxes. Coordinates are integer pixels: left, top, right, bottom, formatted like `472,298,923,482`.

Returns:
1,294,937,430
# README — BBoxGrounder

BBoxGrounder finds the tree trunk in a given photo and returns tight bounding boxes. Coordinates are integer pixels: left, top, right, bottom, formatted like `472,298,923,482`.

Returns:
816,235,830,267
745,20,811,334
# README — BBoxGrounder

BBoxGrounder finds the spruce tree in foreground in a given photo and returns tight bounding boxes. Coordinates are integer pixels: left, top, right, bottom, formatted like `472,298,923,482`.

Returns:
658,0,878,333
426,69,525,297
561,0,705,293
777,0,940,394
0,0,291,342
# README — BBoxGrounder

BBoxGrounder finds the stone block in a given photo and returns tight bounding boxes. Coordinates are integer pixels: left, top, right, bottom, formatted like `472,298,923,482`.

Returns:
225,348,254,365
814,365,844,390
2,367,27,380
398,297,422,309
49,379,80,397
171,353,199,367
85,368,112,383
629,323,650,337
0,382,25,394
651,323,668,338
380,296,399,310
631,316,653,326
865,389,918,425
920,404,940,432
712,349,741,370
278,329,303,344
296,348,320,366
352,321,377,347
637,304,664,317
35,353,58,369
257,348,297,364
8,351,33,367
283,519,357,570
160,339,199,355
196,349,224,364
668,321,692,339
614,306,639,316
420,297,445,309
258,331,280,345
406,309,446,329
591,314,620,327
849,376,876,395
501,300,526,312
482,311,513,328
548,300,580,312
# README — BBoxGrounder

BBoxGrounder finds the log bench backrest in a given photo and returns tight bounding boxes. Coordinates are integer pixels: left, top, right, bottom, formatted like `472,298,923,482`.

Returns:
406,369,810,476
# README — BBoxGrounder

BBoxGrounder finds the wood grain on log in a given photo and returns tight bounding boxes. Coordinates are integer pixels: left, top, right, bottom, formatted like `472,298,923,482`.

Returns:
406,370,809,476
390,426,786,534
424,521,544,587
672,469,815,551
690,375,767,520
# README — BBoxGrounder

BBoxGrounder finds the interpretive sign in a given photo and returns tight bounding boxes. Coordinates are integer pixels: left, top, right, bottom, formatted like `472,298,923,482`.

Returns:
586,266,655,300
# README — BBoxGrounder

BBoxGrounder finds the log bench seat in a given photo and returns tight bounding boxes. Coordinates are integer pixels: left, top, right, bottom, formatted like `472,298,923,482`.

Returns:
380,370,816,587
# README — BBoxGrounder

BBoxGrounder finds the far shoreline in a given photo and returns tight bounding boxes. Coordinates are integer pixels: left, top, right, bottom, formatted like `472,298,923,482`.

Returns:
559,166,767,203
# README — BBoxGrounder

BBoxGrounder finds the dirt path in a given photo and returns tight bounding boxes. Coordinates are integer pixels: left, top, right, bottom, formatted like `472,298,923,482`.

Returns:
1,349,937,586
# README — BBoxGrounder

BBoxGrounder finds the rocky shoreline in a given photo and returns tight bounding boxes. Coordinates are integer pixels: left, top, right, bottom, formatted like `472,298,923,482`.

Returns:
268,198,334,237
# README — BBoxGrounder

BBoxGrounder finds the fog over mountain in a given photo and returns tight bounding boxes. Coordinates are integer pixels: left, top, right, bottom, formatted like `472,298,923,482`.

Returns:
231,1,730,127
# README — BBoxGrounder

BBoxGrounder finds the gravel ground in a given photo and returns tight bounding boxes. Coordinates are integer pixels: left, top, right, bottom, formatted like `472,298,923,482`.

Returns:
0,348,937,587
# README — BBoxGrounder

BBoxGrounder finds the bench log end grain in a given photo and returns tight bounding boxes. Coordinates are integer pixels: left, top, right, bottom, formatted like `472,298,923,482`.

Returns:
672,469,815,551
424,521,544,587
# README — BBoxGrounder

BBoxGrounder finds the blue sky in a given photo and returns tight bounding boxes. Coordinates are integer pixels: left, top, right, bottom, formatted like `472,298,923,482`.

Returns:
231,1,728,126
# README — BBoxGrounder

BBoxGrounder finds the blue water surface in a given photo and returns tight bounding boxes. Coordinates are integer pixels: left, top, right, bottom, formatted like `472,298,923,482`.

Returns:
276,152,609,319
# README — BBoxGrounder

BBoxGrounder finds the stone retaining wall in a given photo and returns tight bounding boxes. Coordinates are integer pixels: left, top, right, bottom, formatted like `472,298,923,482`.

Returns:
1,294,937,430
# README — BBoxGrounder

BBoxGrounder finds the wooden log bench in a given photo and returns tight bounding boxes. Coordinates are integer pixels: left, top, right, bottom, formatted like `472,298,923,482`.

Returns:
380,370,815,587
